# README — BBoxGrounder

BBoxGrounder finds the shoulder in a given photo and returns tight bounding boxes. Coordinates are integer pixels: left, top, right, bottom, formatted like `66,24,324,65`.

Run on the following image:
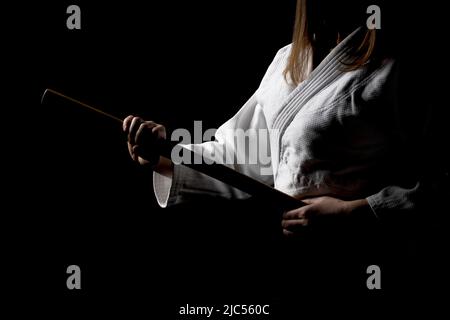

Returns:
259,44,292,86
273,44,292,64
276,44,292,56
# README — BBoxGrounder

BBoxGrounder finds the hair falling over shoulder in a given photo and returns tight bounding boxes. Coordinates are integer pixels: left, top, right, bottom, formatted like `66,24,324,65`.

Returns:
284,0,380,85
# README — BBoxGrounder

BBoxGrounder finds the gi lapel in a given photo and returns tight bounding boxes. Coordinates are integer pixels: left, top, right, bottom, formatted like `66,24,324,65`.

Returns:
271,27,365,161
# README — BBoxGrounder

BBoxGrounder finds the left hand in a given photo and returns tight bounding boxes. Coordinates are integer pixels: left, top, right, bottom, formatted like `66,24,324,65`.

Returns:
281,196,370,237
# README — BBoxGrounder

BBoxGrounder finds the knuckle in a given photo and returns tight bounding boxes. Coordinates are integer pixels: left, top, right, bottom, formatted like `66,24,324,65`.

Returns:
131,117,142,126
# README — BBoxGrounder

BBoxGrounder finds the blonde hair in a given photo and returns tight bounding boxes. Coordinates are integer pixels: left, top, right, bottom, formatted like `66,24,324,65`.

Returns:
284,0,377,85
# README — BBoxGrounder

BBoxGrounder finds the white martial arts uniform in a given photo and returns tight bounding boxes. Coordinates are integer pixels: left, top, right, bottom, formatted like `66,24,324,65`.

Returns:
154,27,423,220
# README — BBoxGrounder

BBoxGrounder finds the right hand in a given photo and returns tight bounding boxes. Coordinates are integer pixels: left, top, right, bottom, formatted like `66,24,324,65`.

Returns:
123,115,166,167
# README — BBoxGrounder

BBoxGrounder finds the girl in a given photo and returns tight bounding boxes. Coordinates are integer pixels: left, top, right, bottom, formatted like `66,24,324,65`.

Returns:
123,0,423,236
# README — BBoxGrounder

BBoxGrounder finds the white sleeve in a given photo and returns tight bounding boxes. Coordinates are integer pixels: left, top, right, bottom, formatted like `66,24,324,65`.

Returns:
153,93,273,207
153,170,172,208
153,45,292,207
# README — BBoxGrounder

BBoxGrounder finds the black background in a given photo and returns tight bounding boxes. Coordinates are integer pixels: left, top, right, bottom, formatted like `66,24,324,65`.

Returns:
3,1,449,318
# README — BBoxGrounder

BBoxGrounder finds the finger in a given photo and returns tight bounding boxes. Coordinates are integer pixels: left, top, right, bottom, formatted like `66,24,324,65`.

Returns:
123,115,135,132
283,229,295,237
128,142,134,159
132,145,140,162
135,122,157,146
282,218,309,229
152,124,166,140
283,206,309,220
128,117,144,145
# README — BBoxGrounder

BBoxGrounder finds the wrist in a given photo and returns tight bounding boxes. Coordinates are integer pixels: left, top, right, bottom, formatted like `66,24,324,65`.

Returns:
344,198,369,215
344,198,379,224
